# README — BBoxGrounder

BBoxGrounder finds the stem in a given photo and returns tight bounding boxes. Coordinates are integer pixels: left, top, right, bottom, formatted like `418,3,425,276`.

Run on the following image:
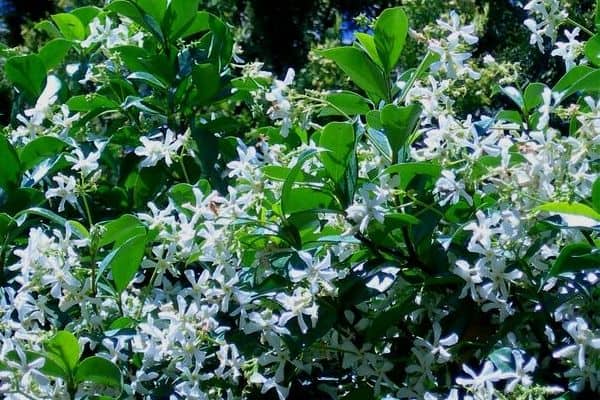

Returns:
79,185,97,295
294,94,353,121
566,17,594,36
398,50,434,105
80,191,94,228
179,156,191,184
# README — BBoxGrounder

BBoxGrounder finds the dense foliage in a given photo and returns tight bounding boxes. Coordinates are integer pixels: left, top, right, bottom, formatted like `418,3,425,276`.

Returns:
1,0,600,399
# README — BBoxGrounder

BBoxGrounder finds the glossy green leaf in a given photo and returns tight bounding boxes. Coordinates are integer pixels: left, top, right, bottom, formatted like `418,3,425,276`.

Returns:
596,0,600,30
0,136,21,190
99,214,145,248
319,122,355,184
320,46,388,101
374,7,408,73
179,11,211,38
553,65,595,94
19,136,69,171
136,0,167,25
75,356,123,391
592,176,600,213
355,33,383,67
281,149,319,217
67,94,120,112
70,6,102,29
46,331,81,375
5,55,47,99
192,63,221,103
523,83,546,113
109,233,147,292
165,0,201,40
284,188,337,214
380,104,422,163
320,91,372,116
535,202,600,221
39,38,73,71
500,86,524,110
585,34,600,67
550,243,600,276
382,162,442,190
51,13,86,41
127,72,167,90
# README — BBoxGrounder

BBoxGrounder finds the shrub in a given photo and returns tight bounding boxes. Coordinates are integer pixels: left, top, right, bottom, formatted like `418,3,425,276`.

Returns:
0,1,600,399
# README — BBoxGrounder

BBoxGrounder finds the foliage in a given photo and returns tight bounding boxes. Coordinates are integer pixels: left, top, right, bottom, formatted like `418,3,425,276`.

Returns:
0,0,600,399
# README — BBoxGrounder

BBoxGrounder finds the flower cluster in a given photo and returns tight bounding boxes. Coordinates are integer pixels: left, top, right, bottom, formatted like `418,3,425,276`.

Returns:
1,1,600,400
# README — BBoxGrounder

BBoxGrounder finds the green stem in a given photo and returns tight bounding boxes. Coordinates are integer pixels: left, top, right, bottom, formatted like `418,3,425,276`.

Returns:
294,94,353,121
398,50,434,105
179,156,191,184
566,17,594,36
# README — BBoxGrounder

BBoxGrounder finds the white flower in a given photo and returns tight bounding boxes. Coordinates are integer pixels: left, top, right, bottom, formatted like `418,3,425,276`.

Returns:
23,75,61,125
45,173,78,212
437,10,479,45
414,322,459,363
429,39,480,80
504,351,537,392
433,170,473,207
266,68,295,137
276,288,319,334
134,129,184,168
65,142,105,177
551,28,582,71
289,251,337,294
553,317,600,369
456,361,507,396
463,210,501,250
346,183,388,232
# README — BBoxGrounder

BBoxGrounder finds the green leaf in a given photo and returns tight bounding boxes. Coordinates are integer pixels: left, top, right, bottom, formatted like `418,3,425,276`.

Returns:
67,94,120,112
281,149,319,218
165,0,200,40
127,71,167,90
192,63,221,103
38,38,73,71
99,214,145,248
596,0,600,30
380,104,422,163
354,33,383,67
107,1,164,42
374,7,408,73
550,243,600,276
19,136,69,171
46,331,81,375
319,91,372,116
75,356,123,391
284,188,337,215
70,6,102,29
553,65,595,93
523,83,546,113
319,122,355,184
535,202,600,221
382,162,442,190
135,0,167,25
585,34,600,67
5,55,47,99
593,176,600,213
179,11,211,38
14,207,91,240
559,70,600,101
0,136,21,190
51,13,86,41
496,110,523,124
500,86,524,110
320,47,388,101
109,233,147,292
